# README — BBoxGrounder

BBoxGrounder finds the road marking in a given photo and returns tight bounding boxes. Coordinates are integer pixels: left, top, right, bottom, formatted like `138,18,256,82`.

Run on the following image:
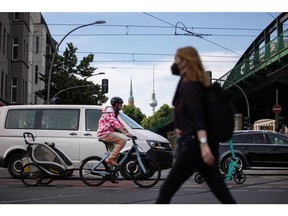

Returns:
248,185,271,188
259,189,285,192
0,192,93,204
100,187,124,190
184,189,206,191
231,189,248,192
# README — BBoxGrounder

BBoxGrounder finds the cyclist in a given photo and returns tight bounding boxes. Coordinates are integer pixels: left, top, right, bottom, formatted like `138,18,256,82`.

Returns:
97,97,133,166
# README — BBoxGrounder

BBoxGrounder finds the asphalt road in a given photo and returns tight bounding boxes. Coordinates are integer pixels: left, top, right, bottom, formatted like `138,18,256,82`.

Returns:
1,168,288,205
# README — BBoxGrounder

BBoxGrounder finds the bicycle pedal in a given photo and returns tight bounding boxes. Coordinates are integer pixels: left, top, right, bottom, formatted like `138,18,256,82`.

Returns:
112,180,119,184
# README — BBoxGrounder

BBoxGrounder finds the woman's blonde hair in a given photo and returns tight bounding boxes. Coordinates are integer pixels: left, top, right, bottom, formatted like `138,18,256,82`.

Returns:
176,46,210,86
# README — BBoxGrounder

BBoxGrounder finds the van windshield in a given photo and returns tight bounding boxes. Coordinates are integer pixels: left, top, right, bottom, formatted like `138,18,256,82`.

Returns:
119,112,143,129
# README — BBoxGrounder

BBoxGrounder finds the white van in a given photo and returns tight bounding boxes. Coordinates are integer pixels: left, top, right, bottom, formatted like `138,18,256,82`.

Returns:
0,105,173,178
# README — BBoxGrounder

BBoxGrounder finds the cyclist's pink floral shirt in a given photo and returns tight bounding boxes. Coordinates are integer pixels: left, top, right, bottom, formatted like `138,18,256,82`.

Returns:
97,106,124,138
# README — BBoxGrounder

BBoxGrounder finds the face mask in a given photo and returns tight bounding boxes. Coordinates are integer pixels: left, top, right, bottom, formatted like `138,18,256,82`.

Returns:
171,63,180,76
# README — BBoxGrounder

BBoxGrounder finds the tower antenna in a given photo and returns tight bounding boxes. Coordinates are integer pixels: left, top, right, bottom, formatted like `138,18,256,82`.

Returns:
149,65,158,113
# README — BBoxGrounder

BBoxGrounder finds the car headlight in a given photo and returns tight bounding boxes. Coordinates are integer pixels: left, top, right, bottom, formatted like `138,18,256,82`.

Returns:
146,140,165,149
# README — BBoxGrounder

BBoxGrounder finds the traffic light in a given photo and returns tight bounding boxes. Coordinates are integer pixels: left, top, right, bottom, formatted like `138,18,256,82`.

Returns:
101,79,109,93
243,116,250,129
278,116,284,127
206,71,212,85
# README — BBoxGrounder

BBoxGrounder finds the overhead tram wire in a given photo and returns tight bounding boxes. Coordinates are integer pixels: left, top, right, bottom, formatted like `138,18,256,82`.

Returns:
37,23,264,39
46,22,264,32
49,33,259,37
143,12,242,56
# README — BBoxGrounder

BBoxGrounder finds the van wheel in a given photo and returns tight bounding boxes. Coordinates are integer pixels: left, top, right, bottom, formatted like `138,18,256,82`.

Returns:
7,153,24,179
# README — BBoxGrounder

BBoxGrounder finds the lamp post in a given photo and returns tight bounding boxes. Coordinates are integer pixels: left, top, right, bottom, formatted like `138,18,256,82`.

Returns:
49,72,105,104
46,20,106,104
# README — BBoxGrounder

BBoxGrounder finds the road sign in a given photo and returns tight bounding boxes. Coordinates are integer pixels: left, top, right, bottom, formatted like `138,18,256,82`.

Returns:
272,104,281,114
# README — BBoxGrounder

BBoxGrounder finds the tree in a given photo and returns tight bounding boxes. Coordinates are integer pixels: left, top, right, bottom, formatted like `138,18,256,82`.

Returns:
141,104,174,129
35,42,108,105
122,105,146,125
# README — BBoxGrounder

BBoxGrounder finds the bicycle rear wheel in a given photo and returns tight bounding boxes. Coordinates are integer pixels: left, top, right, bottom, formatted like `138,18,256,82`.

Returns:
20,163,42,187
80,156,109,186
130,157,161,188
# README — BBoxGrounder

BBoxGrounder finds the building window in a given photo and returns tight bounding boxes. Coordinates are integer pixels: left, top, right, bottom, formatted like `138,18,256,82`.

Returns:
5,74,7,100
0,22,2,51
11,78,17,103
35,65,38,84
34,95,38,104
35,36,39,54
7,34,10,59
2,28,6,55
1,71,4,98
23,39,26,61
26,41,28,62
14,13,20,21
23,79,27,104
12,38,19,60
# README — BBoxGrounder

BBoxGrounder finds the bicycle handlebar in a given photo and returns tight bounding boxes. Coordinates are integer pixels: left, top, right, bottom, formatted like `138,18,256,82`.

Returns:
23,132,35,144
131,135,137,140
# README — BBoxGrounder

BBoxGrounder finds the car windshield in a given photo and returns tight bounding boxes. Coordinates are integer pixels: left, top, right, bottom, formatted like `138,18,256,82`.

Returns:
119,112,143,129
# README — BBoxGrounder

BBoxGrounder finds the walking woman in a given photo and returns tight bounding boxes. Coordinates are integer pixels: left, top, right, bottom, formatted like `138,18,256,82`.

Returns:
155,46,236,204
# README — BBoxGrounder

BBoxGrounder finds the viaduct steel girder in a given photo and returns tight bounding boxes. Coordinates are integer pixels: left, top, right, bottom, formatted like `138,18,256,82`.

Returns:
221,12,288,127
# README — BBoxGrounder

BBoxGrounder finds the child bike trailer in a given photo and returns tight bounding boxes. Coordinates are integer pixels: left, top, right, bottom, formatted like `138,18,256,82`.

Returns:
20,132,75,186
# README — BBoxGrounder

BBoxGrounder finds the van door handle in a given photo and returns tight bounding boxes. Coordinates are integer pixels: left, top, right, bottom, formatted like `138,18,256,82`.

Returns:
69,132,78,136
84,133,92,136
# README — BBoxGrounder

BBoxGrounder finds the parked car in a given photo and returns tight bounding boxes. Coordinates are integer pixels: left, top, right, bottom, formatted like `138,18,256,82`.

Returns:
219,130,288,172
0,105,173,178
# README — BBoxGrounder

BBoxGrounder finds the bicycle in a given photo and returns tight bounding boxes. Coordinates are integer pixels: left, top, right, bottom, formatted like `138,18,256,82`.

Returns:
79,136,161,188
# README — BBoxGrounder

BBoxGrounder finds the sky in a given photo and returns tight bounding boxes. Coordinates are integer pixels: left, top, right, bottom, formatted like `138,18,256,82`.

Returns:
2,1,286,117
40,11,283,116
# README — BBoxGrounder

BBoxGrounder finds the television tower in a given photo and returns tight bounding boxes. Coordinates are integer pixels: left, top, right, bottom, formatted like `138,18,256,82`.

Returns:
149,65,158,113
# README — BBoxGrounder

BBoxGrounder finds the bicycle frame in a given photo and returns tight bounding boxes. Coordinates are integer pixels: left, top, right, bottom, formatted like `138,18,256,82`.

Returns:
90,138,148,176
225,140,239,180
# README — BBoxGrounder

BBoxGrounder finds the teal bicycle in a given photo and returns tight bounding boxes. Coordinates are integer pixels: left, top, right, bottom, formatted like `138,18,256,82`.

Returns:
79,136,161,188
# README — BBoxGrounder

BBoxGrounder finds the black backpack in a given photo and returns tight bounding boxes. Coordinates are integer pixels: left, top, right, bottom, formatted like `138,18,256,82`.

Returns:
204,82,235,143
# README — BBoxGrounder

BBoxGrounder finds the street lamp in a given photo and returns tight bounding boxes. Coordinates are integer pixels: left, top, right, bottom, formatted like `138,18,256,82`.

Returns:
85,72,105,80
46,20,106,104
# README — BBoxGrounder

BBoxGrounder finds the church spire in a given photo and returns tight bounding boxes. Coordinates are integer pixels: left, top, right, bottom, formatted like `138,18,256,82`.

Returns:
128,77,134,106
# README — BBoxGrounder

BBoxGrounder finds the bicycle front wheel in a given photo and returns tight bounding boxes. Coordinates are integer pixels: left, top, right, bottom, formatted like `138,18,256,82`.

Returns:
131,157,161,188
20,163,42,187
79,156,109,186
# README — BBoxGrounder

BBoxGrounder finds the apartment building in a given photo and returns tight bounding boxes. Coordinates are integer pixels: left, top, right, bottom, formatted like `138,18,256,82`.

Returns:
0,12,55,107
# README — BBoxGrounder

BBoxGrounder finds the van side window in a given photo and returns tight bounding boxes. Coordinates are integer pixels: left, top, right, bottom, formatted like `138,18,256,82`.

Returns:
5,109,36,129
41,109,79,130
85,109,101,131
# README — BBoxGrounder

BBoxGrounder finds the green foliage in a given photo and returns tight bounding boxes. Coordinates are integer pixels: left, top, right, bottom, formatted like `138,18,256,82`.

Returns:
122,105,146,125
35,42,108,105
141,104,174,129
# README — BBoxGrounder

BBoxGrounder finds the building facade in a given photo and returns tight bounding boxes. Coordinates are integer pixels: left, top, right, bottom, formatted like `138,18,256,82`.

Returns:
0,12,55,107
